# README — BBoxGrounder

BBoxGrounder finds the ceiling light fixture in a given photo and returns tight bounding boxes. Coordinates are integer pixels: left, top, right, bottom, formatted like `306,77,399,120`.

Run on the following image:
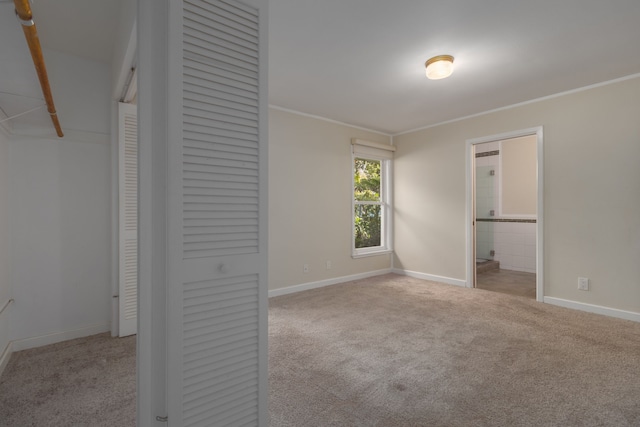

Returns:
425,55,454,80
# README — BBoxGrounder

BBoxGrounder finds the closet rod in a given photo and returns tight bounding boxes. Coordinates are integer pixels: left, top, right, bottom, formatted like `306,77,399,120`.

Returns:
14,0,64,137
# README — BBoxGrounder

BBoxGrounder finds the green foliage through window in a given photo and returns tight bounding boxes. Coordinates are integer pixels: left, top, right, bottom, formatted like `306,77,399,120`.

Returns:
354,158,382,248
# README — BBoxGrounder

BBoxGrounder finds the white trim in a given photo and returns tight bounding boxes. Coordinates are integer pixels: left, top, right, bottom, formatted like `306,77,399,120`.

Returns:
268,269,392,298
110,100,119,337
257,3,270,424
391,268,467,288
394,73,640,136
466,127,544,302
0,341,12,377
351,138,396,152
351,249,393,259
10,323,110,352
535,130,544,302
269,105,392,137
544,297,640,323
138,0,170,424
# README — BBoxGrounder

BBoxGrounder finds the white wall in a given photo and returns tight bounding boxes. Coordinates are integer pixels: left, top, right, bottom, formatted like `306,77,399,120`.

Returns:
269,108,392,291
475,138,537,273
394,76,640,314
0,129,12,367
7,51,112,348
111,0,137,101
8,135,111,345
491,222,537,273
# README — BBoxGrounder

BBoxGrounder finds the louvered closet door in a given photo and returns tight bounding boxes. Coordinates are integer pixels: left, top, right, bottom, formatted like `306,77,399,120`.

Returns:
166,0,267,425
118,102,138,337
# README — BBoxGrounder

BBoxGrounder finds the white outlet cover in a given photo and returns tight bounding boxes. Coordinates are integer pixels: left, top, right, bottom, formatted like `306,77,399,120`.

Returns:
578,277,589,290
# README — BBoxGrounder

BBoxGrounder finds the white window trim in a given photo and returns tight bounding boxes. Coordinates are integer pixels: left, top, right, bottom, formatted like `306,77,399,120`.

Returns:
351,139,394,258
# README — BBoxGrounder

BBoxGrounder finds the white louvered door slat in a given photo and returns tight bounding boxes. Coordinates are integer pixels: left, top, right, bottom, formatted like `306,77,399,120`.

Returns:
167,0,267,425
118,102,138,337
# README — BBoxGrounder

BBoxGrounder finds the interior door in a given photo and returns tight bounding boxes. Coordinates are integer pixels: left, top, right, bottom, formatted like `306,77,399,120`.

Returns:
118,102,138,337
166,0,268,425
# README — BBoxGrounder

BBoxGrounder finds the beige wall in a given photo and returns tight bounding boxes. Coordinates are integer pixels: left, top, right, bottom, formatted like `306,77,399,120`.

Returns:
394,76,640,313
501,135,537,216
269,108,392,290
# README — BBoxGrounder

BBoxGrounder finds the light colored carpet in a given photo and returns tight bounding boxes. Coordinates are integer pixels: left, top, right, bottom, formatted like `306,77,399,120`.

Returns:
269,273,640,426
0,333,136,427
2,274,639,426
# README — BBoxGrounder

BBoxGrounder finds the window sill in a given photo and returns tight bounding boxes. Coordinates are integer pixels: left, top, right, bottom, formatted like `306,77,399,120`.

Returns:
352,248,393,259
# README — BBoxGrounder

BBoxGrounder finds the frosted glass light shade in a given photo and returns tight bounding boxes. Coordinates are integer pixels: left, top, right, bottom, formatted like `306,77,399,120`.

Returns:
425,55,454,80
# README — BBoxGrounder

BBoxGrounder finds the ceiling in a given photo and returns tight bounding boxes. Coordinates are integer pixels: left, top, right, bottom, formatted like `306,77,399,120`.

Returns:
0,0,123,132
1,0,640,135
269,0,640,134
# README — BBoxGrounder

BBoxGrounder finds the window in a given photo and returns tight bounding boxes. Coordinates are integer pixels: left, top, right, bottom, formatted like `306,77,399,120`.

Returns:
351,139,394,257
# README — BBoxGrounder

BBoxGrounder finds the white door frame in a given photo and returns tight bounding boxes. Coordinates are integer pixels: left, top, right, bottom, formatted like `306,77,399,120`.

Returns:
465,127,544,302
138,0,169,424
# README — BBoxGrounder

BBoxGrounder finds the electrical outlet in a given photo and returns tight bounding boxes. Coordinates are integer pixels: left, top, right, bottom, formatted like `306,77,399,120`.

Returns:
578,277,589,291
303,264,309,273
326,260,332,270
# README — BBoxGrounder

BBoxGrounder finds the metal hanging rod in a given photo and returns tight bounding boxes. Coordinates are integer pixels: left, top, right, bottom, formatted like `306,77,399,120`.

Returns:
13,0,64,137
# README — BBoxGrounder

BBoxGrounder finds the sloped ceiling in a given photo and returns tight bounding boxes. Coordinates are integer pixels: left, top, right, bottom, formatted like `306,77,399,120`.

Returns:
0,0,122,134
1,0,640,136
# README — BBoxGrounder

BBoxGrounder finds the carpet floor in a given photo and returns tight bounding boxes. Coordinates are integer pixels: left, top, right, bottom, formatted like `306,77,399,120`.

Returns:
269,274,640,426
0,333,136,427
1,273,639,426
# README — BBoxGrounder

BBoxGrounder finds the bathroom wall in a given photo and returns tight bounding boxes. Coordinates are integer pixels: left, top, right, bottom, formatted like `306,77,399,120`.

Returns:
492,221,536,273
475,139,536,273
475,141,498,261
501,136,537,216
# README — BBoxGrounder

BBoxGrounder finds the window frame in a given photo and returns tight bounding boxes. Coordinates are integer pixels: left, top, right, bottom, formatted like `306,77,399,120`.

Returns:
351,145,393,258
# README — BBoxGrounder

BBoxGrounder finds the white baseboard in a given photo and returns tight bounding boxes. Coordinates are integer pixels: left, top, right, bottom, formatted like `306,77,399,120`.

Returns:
544,297,640,323
392,268,467,288
268,269,393,298
11,323,111,352
0,341,12,377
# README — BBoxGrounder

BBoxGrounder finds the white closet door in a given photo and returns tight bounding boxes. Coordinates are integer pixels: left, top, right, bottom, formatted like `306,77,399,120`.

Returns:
166,0,267,425
118,102,138,337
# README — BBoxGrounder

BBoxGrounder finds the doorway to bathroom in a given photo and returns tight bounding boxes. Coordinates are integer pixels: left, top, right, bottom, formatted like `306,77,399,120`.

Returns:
466,128,544,301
